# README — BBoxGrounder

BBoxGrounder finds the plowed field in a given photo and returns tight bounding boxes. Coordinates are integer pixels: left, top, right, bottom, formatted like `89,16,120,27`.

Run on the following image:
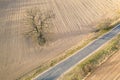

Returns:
0,0,120,80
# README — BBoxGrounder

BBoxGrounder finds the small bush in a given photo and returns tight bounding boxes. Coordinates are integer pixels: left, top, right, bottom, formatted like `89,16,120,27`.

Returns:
97,18,112,31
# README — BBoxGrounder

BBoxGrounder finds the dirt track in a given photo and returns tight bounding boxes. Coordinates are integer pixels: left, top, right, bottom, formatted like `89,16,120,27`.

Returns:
0,0,120,80
86,50,120,80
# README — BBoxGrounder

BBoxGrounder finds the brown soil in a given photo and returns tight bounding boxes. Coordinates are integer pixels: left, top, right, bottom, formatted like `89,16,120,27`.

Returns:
0,0,120,80
86,50,120,80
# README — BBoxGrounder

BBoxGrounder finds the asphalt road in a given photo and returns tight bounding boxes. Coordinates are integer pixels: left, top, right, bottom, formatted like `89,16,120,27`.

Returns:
34,24,120,80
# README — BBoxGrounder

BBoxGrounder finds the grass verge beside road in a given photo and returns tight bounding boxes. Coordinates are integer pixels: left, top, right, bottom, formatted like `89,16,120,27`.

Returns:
59,30,120,80
19,17,120,80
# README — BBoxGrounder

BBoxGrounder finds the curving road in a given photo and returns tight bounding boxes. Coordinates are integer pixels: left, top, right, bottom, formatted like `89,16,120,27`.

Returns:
34,24,120,80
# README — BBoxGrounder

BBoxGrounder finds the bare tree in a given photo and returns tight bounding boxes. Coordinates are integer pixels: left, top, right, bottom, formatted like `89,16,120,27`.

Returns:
26,8,55,45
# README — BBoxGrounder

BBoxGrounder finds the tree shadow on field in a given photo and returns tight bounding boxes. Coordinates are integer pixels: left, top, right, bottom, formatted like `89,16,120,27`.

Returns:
49,29,92,42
